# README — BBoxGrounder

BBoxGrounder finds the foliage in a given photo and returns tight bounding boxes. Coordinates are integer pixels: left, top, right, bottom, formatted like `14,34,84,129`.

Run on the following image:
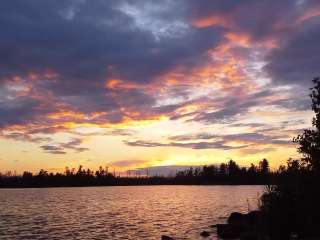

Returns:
293,77,320,171
261,77,320,239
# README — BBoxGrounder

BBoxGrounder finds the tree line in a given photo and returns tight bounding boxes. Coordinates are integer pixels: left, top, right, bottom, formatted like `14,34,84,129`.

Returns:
0,158,291,187
175,159,271,184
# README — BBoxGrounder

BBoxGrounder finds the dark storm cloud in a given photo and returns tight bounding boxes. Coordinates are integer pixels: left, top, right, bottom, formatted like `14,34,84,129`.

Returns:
188,0,320,85
264,17,320,85
0,0,225,131
0,0,318,141
0,96,51,128
0,0,223,86
187,0,319,39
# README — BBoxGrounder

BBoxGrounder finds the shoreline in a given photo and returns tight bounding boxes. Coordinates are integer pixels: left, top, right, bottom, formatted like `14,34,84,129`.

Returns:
0,183,267,189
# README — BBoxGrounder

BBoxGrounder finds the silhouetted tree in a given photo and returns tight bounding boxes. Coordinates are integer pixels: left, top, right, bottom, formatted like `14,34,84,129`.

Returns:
65,167,72,176
38,169,48,177
219,163,227,176
202,165,217,178
259,158,269,175
187,167,194,177
22,171,33,179
293,77,320,172
193,167,201,177
277,164,286,174
248,163,258,175
227,159,240,176
286,158,301,174
0,159,280,187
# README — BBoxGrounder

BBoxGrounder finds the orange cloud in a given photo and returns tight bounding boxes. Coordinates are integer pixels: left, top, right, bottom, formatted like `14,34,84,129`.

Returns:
47,111,87,120
158,48,249,89
105,79,140,90
224,32,251,47
105,79,122,89
192,15,232,28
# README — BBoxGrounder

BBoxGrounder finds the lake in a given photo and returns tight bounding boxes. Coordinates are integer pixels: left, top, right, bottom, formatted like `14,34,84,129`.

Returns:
0,185,264,240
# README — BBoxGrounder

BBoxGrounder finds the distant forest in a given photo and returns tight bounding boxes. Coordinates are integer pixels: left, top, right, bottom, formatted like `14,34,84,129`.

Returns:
0,158,295,187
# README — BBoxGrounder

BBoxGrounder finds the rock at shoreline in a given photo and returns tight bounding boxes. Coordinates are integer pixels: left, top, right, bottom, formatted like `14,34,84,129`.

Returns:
216,211,264,239
200,231,210,237
161,235,174,240
228,212,246,226
245,210,262,225
216,224,243,239
228,210,263,226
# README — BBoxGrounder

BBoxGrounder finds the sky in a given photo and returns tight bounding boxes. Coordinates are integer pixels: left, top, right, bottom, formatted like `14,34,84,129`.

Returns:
0,0,319,173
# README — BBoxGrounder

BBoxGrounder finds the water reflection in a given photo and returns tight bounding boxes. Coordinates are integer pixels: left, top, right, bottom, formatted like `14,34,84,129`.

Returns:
0,186,263,240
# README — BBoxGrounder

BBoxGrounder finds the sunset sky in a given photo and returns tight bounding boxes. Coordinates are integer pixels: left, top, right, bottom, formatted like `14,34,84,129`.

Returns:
0,0,319,173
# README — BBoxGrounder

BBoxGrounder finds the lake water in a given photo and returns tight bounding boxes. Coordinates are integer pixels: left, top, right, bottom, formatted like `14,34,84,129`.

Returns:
0,185,264,240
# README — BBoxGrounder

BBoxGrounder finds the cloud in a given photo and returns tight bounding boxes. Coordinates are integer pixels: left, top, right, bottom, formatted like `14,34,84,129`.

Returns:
110,159,148,168
188,0,320,87
0,131,51,143
188,89,272,123
124,140,246,150
222,132,291,145
169,133,217,141
264,17,320,85
40,138,89,154
0,0,317,155
125,130,291,150
109,129,137,136
0,1,221,135
0,0,223,86
60,138,89,152
40,145,66,155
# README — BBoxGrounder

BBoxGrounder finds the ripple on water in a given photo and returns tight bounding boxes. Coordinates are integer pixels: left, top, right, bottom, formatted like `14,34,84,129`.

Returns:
0,185,263,240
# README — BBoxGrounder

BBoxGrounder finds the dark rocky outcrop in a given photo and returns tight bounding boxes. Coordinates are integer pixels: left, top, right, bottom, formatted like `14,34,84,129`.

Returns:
245,210,263,226
161,235,174,240
228,212,245,226
200,231,210,237
228,211,263,227
216,224,244,239
216,211,264,239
